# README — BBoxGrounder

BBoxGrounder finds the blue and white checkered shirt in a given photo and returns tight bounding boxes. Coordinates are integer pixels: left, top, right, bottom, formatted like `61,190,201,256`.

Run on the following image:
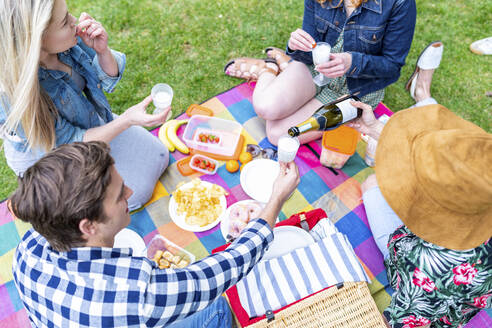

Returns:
13,219,273,327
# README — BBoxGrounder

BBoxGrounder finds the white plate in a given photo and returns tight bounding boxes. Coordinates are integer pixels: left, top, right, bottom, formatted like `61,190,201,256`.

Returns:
169,180,227,232
240,159,280,203
262,226,315,261
113,228,146,256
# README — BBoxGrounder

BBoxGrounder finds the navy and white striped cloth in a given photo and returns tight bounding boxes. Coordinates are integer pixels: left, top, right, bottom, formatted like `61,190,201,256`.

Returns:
236,221,369,318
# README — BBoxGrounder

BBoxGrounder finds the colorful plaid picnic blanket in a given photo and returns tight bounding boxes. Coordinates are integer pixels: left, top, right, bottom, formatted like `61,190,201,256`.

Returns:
0,82,490,327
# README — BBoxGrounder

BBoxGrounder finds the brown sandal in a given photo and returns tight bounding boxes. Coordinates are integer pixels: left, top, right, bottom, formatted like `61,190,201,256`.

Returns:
224,57,279,81
265,47,291,72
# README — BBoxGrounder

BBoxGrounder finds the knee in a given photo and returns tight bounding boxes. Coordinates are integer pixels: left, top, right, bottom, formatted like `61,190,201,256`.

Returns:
253,95,284,121
128,148,169,211
265,121,287,146
127,185,152,211
147,134,170,174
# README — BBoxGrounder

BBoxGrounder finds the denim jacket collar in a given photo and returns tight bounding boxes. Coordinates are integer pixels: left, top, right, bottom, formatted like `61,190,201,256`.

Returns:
362,0,382,14
38,45,86,81
325,0,382,14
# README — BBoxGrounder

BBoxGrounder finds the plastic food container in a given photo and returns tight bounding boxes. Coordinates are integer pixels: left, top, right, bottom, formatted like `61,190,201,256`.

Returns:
320,125,359,169
182,115,242,156
189,154,218,175
185,104,213,117
145,234,195,267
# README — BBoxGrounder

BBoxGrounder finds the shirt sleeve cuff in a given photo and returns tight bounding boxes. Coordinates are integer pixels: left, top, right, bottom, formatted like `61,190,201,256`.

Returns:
286,45,295,56
243,219,274,244
92,49,126,93
347,51,362,77
285,44,314,65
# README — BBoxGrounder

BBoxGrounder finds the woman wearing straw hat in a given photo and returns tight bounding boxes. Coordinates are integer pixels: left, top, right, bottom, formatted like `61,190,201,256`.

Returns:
347,102,491,327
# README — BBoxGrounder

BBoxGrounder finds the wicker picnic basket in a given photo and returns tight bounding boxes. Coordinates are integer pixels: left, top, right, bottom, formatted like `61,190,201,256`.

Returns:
239,282,386,328
215,209,387,328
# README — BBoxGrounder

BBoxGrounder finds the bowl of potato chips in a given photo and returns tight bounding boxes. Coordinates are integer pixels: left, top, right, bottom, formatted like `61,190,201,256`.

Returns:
169,179,228,232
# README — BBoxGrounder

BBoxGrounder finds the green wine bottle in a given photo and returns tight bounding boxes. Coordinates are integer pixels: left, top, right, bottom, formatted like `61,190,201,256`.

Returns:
288,94,361,137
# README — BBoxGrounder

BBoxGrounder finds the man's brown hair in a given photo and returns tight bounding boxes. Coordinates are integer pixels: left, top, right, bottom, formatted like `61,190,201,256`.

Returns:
9,141,115,251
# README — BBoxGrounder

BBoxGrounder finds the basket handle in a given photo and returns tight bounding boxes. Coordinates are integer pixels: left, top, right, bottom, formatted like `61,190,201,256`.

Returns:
299,213,310,232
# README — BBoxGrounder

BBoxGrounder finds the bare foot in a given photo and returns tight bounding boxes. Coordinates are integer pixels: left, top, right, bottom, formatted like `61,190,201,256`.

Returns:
265,47,291,72
224,58,278,80
265,62,279,74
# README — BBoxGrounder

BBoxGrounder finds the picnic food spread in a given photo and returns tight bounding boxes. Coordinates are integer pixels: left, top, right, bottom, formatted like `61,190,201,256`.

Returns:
172,179,227,227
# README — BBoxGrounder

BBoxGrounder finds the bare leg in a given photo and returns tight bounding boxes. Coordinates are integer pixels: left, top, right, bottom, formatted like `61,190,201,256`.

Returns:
411,69,439,108
253,61,316,121
407,41,443,107
265,97,324,145
413,69,433,102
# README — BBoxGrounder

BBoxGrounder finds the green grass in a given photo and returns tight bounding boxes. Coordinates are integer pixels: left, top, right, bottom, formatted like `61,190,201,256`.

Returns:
1,0,491,199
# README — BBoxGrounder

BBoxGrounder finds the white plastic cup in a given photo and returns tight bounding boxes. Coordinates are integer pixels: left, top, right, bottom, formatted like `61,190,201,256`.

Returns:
151,83,173,118
312,42,331,86
312,42,331,65
277,135,300,163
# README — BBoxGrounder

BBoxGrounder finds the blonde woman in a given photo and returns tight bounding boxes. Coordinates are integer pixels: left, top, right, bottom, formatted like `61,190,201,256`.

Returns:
224,0,416,145
0,0,169,210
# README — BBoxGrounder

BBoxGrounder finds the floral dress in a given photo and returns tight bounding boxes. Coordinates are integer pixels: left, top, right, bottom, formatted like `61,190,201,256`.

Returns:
383,226,491,328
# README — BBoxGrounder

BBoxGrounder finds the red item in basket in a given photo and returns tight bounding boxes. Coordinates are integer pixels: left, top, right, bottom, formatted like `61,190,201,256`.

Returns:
212,208,328,326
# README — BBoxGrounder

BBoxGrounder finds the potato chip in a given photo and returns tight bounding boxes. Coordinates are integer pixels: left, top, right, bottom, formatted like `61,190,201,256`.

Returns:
172,179,227,227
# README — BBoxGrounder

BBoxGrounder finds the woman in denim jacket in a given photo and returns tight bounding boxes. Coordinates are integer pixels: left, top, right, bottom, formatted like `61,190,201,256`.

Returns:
0,0,169,210
225,0,416,145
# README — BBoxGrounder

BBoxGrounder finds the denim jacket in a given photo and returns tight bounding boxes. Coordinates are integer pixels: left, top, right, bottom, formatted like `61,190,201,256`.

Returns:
0,38,125,153
287,0,416,97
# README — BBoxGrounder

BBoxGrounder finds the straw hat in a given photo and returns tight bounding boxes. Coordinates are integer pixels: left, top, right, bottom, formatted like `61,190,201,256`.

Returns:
375,104,492,250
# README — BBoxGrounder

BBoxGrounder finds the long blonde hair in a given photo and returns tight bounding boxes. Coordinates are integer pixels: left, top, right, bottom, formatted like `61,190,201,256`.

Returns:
317,0,367,7
0,0,58,151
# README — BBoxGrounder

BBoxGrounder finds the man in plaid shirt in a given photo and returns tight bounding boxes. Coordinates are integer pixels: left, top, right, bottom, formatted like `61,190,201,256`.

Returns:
11,141,300,327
